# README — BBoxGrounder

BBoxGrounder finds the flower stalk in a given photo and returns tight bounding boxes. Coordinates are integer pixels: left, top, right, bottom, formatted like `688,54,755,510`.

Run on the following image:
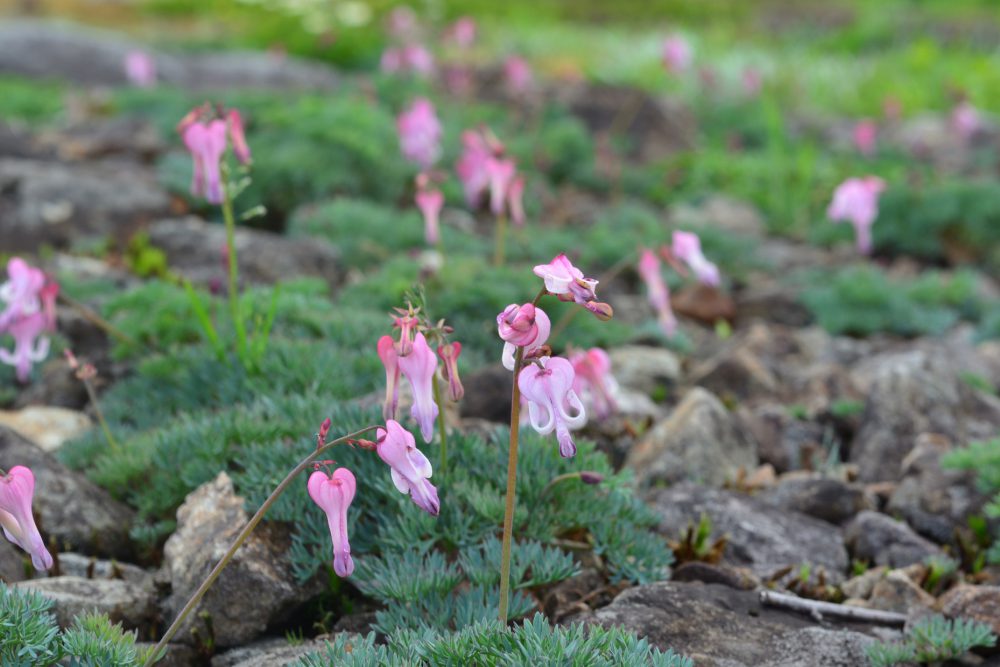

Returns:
494,212,507,266
219,174,248,363
432,374,448,476
497,345,524,624
143,424,380,666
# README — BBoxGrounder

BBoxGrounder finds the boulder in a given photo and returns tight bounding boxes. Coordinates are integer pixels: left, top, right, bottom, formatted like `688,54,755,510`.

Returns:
759,476,871,525
607,346,681,396
0,426,135,558
162,472,321,648
648,483,849,582
14,576,157,633
0,406,91,453
844,511,945,569
211,637,331,667
627,388,758,487
939,585,1000,636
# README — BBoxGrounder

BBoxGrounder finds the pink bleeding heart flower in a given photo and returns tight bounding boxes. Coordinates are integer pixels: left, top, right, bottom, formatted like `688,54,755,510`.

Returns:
437,342,464,402
416,187,445,246
227,109,252,165
380,48,404,73
393,312,420,357
377,335,400,421
0,466,53,571
742,66,762,97
518,356,587,458
672,231,720,287
827,176,886,255
952,101,981,141
446,17,477,48
456,130,493,207
661,35,692,74
0,257,46,331
124,50,156,88
376,419,440,515
386,5,418,40
487,157,517,216
307,467,356,577
180,115,228,204
498,303,551,371
403,45,435,76
569,347,619,420
396,332,439,443
0,312,51,383
504,56,533,95
398,98,442,169
853,119,877,156
638,248,677,338
533,254,599,305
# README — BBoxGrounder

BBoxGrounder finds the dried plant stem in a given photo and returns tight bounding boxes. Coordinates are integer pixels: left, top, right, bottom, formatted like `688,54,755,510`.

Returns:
759,590,907,626
433,374,448,476
219,177,247,363
80,377,120,454
56,293,141,351
498,346,525,623
143,424,380,666
494,212,507,267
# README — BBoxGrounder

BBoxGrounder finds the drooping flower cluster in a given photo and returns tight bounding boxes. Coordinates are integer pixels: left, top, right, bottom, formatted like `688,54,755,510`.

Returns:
381,7,435,77
498,255,616,457
670,231,720,287
853,119,878,156
952,100,981,141
504,56,534,96
378,305,463,443
457,127,525,226
177,103,252,205
637,248,677,338
397,98,442,170
0,258,58,382
0,466,53,571
827,176,886,255
569,348,620,421
307,418,439,578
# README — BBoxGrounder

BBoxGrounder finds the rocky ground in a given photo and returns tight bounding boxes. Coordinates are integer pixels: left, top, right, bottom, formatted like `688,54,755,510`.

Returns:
2,18,1000,667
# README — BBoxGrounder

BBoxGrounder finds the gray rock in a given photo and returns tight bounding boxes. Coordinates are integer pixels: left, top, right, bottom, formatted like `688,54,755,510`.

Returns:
0,538,29,583
939,585,1000,636
669,195,765,237
648,483,848,582
689,345,780,402
626,388,758,487
741,405,829,473
459,365,512,423
849,348,1000,482
0,20,338,91
0,426,135,558
608,346,681,396
844,511,945,569
14,575,157,632
887,433,989,545
0,157,171,252
865,570,935,615
54,552,153,587
163,472,321,648
585,581,879,667
211,637,330,667
147,217,342,288
134,643,197,667
759,476,872,525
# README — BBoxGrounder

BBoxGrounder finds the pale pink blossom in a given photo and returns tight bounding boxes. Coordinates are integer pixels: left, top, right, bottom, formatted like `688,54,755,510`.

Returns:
227,109,252,165
518,356,586,458
398,98,442,169
827,176,886,255
446,17,477,48
741,67,762,97
661,35,692,74
386,6,419,40
504,56,534,95
0,466,52,571
397,332,439,443
124,50,156,88
377,335,400,421
456,130,492,206
638,248,676,337
671,231,720,286
181,118,227,204
0,313,51,383
487,157,517,216
308,467,356,577
0,258,45,331
508,176,526,227
853,119,877,156
380,45,435,76
498,303,551,371
952,101,981,141
444,66,475,96
569,348,619,420
437,342,464,402
533,254,598,305
416,187,444,245
376,419,440,515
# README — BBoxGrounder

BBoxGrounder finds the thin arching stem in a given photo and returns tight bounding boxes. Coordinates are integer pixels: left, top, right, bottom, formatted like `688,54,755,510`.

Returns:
219,174,247,364
433,374,448,476
497,346,525,624
143,424,380,666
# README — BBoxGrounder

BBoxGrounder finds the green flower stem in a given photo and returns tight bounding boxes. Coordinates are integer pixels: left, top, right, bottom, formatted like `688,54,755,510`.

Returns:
219,175,247,364
80,377,120,455
56,293,143,351
497,345,525,624
143,424,380,666
494,212,507,267
433,374,448,477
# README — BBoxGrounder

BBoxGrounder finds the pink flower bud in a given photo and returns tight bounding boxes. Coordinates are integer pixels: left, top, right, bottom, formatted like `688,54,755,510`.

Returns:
0,466,53,571
396,332,439,443
533,254,599,306
437,342,464,402
376,420,439,515
377,335,400,421
307,467,356,577
827,176,886,255
518,357,587,458
638,248,677,338
227,109,252,165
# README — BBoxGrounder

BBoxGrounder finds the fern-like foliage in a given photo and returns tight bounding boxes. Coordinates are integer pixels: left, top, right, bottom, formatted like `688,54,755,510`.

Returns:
296,614,692,667
866,614,996,666
0,585,151,667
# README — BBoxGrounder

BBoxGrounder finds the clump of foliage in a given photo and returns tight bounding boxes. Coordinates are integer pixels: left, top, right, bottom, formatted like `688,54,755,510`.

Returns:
296,614,693,667
943,438,1000,564
799,266,983,337
0,584,152,666
238,426,672,631
865,614,996,667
